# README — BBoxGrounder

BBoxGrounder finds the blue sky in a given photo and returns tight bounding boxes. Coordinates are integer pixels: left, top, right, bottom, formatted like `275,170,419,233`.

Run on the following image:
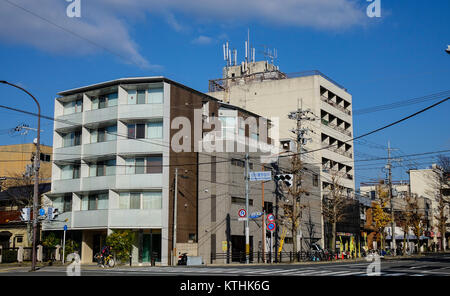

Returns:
0,0,449,188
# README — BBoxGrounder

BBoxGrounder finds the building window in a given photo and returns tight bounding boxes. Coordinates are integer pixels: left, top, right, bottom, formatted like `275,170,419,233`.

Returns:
147,121,163,139
63,99,83,115
91,125,117,143
62,130,81,147
92,93,117,110
61,163,80,179
119,191,162,209
125,156,163,175
370,190,376,200
127,88,163,105
82,193,108,210
16,236,23,243
264,202,273,214
127,123,146,139
89,159,116,176
231,196,253,206
231,158,245,167
313,174,319,187
52,195,72,212
148,87,164,104
40,153,51,162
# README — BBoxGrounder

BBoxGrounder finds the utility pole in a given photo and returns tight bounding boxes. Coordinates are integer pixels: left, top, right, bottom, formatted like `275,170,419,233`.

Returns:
386,141,400,255
245,153,250,264
0,81,40,272
286,99,314,257
173,168,178,266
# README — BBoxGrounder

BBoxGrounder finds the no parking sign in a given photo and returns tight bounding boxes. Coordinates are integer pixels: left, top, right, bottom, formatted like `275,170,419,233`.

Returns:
267,222,276,232
238,209,247,221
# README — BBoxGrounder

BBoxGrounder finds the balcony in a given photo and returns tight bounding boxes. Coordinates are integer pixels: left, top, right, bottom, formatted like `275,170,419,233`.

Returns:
72,210,108,228
321,142,353,159
321,119,352,137
109,209,163,228
118,103,164,120
83,141,117,159
53,145,82,162
54,112,82,131
117,138,165,155
81,175,116,192
321,96,351,116
51,178,81,194
116,174,163,190
84,106,118,125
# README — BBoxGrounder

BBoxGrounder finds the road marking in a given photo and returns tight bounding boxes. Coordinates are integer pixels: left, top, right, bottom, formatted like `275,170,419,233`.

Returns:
331,271,367,276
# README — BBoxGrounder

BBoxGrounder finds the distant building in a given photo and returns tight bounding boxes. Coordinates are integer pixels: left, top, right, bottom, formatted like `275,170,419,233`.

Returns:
0,143,52,183
0,143,52,248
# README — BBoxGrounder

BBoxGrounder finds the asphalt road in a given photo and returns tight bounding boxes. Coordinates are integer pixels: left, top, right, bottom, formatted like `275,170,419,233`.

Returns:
1,254,450,276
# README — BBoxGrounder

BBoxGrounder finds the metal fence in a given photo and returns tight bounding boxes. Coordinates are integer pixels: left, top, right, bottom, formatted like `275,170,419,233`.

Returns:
210,251,339,264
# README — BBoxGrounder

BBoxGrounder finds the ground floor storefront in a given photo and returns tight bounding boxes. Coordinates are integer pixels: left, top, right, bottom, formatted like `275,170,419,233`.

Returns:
43,228,163,265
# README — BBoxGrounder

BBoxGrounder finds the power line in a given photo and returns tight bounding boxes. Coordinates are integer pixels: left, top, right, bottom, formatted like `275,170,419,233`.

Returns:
269,97,450,161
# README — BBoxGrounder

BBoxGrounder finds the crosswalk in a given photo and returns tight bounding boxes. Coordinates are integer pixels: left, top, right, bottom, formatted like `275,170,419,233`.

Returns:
108,266,408,276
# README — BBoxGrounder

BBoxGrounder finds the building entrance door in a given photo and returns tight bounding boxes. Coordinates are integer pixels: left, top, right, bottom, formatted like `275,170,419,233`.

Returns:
142,234,151,263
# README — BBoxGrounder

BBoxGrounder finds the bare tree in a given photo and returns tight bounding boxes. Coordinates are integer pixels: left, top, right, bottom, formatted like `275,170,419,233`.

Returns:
278,154,307,258
322,171,348,253
405,194,426,254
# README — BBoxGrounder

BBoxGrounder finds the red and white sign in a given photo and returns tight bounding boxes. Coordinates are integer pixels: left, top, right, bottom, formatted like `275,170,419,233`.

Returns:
238,209,247,218
267,214,275,222
267,222,276,232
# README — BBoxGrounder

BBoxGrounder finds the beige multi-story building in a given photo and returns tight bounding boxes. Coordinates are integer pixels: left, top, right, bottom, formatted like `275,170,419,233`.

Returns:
410,165,450,250
0,143,52,248
208,60,356,248
0,143,52,182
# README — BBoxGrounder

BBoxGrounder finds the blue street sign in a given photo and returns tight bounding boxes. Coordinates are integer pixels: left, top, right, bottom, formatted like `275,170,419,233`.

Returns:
64,225,68,231
249,171,272,181
250,212,263,219
39,208,45,216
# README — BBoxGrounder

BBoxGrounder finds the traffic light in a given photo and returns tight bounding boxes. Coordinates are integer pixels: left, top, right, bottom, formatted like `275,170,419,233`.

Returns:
48,207,59,221
20,207,31,221
275,174,293,187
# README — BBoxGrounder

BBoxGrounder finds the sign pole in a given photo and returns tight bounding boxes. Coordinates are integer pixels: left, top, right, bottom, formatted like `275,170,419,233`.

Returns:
62,225,67,264
245,153,250,264
262,166,266,263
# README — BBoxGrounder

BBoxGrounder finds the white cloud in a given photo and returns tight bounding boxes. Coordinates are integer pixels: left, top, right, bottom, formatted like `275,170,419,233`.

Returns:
191,35,214,45
0,0,366,68
0,0,153,69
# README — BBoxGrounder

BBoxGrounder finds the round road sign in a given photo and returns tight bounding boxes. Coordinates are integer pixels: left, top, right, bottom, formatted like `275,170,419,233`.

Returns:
238,209,247,218
267,222,276,232
267,214,275,222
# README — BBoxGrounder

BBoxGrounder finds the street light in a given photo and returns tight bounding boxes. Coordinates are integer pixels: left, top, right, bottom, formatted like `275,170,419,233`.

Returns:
446,45,450,54
0,80,41,272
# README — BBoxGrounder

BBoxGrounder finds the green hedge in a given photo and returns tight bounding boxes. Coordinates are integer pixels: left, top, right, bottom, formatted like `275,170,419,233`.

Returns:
2,249,18,263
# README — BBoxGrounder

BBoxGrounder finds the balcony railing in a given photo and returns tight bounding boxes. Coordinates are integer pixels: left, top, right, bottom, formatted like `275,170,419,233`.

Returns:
321,143,353,158
321,96,352,116
321,119,352,137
